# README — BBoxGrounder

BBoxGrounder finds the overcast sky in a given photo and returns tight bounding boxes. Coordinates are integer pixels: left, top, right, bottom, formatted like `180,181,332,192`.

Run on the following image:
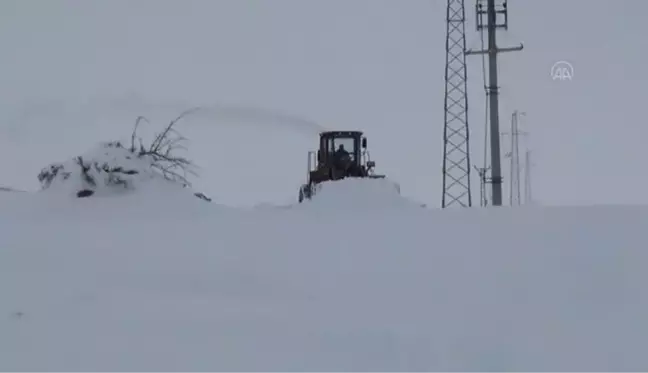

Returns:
1,0,646,207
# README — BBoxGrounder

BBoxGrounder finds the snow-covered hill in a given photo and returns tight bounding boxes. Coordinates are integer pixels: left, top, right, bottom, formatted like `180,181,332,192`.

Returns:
1,172,647,371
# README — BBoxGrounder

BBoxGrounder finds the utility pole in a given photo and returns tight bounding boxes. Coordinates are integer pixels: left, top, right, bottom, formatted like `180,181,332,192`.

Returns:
474,165,491,206
524,149,533,204
442,0,472,208
466,0,522,206
508,110,525,205
502,110,527,206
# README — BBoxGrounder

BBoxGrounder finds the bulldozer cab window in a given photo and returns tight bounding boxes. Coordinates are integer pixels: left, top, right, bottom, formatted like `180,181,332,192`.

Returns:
328,137,356,160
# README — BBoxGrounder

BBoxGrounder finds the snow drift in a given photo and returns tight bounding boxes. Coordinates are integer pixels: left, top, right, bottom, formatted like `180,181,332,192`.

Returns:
297,177,423,210
2,182,648,370
37,141,165,197
34,112,212,202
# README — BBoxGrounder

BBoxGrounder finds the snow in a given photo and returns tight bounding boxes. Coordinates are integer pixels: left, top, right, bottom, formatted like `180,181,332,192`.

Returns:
34,137,211,205
1,0,646,369
0,0,648,373
2,173,648,371
0,186,25,193
297,177,421,210
37,142,159,197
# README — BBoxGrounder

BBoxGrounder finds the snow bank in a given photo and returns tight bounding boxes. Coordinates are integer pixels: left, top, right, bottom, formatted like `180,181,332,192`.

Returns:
298,177,422,210
36,141,208,201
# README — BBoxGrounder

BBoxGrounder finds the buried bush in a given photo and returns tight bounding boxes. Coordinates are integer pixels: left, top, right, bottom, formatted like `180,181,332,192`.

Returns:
38,109,210,201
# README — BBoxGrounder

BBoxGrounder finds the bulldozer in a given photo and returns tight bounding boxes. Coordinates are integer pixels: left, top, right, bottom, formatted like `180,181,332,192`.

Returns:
298,130,385,203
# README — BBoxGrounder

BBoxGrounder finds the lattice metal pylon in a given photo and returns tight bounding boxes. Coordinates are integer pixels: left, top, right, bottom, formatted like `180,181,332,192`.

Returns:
442,0,472,208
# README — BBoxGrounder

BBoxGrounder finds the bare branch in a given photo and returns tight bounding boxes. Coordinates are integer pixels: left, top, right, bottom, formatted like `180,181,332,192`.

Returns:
131,116,149,152
148,107,200,154
134,108,201,186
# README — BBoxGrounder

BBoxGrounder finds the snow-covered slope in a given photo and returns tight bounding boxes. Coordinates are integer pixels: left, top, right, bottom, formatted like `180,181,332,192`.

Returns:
1,176,648,371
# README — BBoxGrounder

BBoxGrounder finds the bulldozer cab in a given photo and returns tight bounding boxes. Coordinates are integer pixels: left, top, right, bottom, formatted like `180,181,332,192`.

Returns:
306,130,374,185
318,131,363,168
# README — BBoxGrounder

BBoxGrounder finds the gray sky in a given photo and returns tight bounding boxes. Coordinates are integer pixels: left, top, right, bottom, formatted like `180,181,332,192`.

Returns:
1,0,646,207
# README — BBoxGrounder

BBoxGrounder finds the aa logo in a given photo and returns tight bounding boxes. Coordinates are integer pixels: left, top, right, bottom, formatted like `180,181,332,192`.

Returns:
551,60,574,81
